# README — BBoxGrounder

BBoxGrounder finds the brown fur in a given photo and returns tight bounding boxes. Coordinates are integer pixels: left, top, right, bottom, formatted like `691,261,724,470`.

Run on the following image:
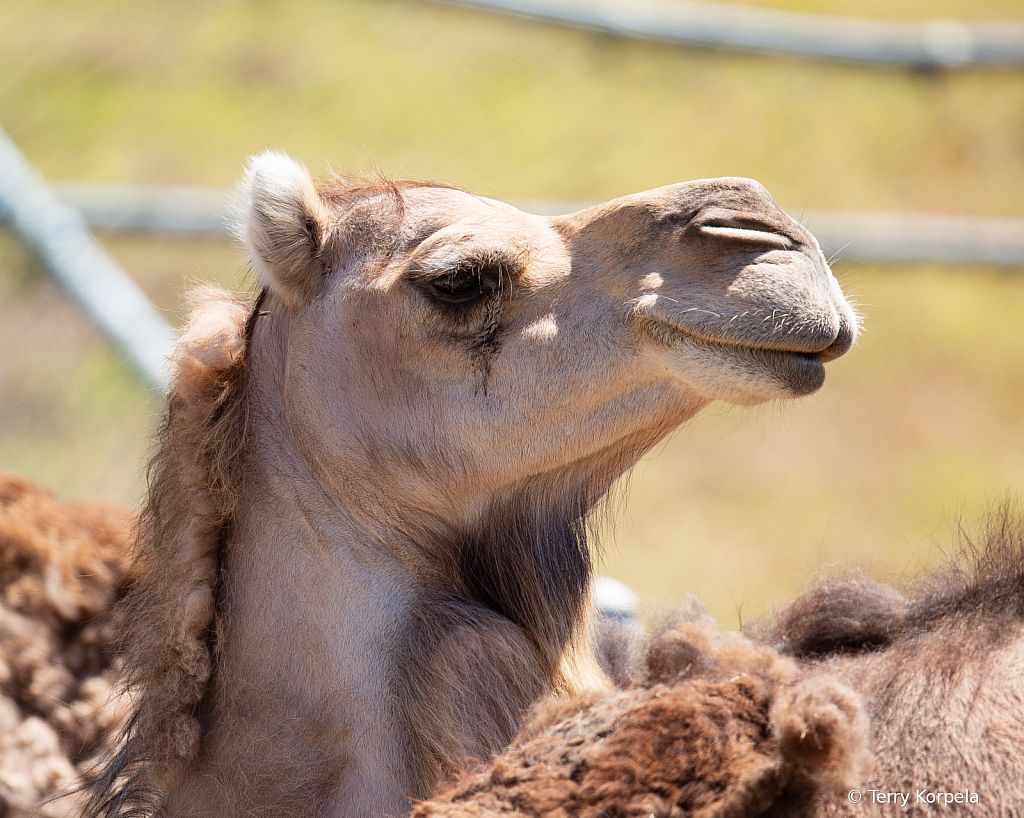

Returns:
418,510,1024,818
415,610,869,818
750,506,1024,815
0,472,136,817
85,285,253,815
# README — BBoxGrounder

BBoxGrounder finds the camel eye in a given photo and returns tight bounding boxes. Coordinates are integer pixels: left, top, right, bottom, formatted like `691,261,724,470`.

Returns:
430,263,499,305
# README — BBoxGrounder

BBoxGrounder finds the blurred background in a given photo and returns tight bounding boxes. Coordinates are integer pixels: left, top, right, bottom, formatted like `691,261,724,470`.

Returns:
2,0,1023,627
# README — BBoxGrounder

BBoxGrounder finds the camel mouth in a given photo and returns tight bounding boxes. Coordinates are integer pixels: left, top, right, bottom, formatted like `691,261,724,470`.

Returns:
698,334,828,396
640,318,839,399
641,314,845,361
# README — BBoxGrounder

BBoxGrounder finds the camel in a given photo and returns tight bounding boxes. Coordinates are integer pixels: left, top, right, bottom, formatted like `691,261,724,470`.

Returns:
415,510,1024,818
750,507,1024,816
70,151,856,818
415,606,870,818
0,472,136,817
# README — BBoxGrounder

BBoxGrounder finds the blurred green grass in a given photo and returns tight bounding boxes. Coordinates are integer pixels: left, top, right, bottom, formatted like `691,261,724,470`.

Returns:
2,0,1023,626
4,0,1023,212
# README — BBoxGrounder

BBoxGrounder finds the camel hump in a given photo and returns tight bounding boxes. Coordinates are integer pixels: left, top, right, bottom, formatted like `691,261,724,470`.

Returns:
752,505,1024,660
235,150,330,310
754,576,909,659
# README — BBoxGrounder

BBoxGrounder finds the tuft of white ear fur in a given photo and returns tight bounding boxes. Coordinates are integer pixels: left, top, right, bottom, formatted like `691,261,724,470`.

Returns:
234,151,330,310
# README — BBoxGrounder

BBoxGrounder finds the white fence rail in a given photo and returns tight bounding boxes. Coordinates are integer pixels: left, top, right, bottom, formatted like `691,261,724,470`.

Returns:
23,183,1024,269
429,0,1024,67
0,129,176,391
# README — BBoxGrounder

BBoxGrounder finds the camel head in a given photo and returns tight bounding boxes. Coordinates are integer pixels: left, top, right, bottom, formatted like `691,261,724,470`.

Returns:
238,152,856,529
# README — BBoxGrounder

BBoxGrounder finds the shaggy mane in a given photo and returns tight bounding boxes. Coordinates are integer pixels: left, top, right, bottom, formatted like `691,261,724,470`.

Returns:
85,285,260,818
752,504,1024,659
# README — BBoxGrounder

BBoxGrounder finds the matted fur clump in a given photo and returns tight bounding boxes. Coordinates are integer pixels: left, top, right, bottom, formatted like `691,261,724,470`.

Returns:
0,472,136,817
416,607,869,818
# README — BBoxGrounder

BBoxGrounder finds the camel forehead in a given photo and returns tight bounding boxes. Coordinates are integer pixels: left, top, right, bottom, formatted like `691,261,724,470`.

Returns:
390,176,800,250
398,187,530,234
626,177,789,214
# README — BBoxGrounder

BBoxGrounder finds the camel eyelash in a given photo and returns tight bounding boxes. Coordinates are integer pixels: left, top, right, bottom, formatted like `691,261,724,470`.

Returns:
414,253,518,309
429,262,503,304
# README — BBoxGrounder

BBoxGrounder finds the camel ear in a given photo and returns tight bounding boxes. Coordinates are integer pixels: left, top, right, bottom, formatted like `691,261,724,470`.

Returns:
237,151,330,310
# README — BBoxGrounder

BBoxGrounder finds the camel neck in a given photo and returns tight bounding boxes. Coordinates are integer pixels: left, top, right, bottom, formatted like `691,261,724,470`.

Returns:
170,462,419,817
159,311,605,816
169,448,588,818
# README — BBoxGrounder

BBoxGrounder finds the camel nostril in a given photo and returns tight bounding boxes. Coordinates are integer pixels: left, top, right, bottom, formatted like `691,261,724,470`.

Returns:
696,224,794,250
816,321,855,363
686,208,797,251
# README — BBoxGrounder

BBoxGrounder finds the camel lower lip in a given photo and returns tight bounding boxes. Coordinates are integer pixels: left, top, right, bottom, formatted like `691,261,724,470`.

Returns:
752,348,825,395
647,320,828,396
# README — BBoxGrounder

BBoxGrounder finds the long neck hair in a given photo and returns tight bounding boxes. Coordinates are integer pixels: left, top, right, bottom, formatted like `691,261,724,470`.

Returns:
85,286,262,818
